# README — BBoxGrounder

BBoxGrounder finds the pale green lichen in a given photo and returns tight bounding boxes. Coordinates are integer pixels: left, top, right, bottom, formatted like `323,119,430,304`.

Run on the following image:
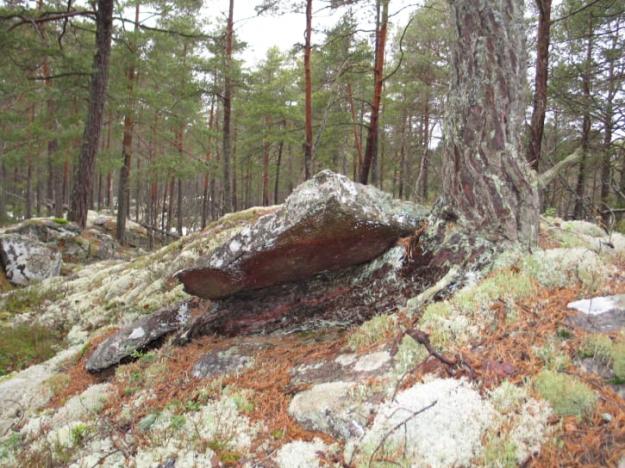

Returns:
419,269,536,350
393,335,428,377
579,334,613,363
611,341,625,382
533,340,571,372
347,314,398,351
521,248,609,292
534,370,597,418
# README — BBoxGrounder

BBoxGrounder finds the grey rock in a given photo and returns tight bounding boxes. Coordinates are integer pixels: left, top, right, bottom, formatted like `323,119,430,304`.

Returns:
288,381,373,439
86,303,191,372
567,295,625,333
192,346,254,378
2,218,117,264
176,170,427,299
0,234,62,285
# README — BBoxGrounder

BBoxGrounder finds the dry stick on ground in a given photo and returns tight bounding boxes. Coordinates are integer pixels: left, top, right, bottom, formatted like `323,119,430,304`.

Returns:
366,400,438,468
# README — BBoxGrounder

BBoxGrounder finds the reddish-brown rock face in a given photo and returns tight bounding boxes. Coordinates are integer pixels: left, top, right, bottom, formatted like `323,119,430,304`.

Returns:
176,171,428,299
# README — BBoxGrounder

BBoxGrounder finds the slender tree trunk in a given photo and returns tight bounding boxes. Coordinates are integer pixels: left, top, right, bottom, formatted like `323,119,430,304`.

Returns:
573,16,593,220
202,100,214,228
600,26,618,226
222,0,234,213
526,0,552,171
360,0,389,185
68,0,114,228
0,160,5,223
346,82,363,181
176,126,184,236
262,116,271,206
274,119,286,204
25,106,34,219
443,0,538,247
303,0,314,180
115,2,140,242
415,96,430,201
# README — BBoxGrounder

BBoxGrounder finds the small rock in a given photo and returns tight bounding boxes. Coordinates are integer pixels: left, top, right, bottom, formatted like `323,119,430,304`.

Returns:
275,438,332,468
567,294,625,333
86,303,191,372
192,346,254,378
289,381,369,439
353,351,391,372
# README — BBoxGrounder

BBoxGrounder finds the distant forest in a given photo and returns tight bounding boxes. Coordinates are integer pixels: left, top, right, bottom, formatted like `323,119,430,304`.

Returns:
0,0,623,240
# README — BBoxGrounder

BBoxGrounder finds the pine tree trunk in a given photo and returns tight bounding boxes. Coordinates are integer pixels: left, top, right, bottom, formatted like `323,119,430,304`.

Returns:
360,0,389,185
222,0,234,213
442,0,538,248
526,0,552,171
573,16,593,220
68,0,114,228
116,2,140,242
303,0,313,180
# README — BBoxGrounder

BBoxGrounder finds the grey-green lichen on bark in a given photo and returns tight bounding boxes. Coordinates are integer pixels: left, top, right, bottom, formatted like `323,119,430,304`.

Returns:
442,0,539,249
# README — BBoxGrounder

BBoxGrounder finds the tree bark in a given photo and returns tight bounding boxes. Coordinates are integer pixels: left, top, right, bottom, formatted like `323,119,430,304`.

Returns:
303,0,314,180
346,82,363,181
526,0,552,171
442,0,539,248
116,2,140,243
360,0,389,185
262,116,271,206
573,16,593,220
222,0,234,213
68,0,114,228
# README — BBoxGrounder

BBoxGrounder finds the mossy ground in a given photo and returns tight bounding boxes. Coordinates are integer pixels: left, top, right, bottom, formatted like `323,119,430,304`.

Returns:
0,324,65,376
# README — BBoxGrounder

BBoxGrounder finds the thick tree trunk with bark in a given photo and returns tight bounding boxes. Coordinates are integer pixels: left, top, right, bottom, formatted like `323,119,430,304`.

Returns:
360,0,389,185
68,0,114,228
441,0,539,248
222,0,234,213
526,0,552,171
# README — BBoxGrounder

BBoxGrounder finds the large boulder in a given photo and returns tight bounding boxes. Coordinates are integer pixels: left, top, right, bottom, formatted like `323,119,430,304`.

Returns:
0,234,62,286
2,218,117,264
176,170,427,299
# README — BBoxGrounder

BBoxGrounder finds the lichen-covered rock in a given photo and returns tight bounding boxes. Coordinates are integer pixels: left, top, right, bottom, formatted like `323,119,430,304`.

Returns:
192,345,255,378
289,381,372,439
175,246,429,340
177,170,427,299
0,234,62,285
2,217,117,264
86,303,191,372
345,378,495,467
0,346,81,435
275,439,334,468
87,211,156,250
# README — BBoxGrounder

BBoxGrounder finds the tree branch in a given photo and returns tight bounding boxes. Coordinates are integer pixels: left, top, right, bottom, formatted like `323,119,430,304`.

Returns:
538,147,583,189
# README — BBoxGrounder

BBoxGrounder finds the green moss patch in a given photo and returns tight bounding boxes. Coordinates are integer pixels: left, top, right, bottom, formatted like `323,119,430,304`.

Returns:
534,370,597,418
0,324,65,376
0,285,63,316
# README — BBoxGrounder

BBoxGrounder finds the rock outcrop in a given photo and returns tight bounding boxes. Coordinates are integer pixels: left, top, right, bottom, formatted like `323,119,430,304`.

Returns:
176,170,427,299
0,234,62,285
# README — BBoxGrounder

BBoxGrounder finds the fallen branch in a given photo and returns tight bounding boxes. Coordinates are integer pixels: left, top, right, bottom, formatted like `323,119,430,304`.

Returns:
405,266,460,314
367,400,438,467
538,147,583,189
